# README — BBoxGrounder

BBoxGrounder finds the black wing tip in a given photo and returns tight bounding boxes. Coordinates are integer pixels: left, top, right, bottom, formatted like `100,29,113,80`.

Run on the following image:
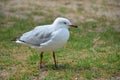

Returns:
11,37,20,41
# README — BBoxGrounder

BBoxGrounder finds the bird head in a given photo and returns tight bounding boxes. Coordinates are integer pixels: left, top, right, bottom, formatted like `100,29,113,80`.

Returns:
53,17,78,29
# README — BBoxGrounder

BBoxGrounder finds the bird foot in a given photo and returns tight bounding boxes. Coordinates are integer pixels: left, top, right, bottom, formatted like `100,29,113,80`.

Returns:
39,66,47,72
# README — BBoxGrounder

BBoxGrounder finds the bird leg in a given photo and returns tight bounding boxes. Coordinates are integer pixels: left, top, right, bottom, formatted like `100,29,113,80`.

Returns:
40,52,43,68
53,51,58,68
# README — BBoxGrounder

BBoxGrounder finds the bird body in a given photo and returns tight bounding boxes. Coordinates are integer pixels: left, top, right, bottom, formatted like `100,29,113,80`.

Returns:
37,28,70,52
15,17,77,69
16,24,70,52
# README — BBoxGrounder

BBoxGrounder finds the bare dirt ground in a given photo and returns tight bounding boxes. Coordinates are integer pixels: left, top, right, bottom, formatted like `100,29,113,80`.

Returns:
0,0,120,21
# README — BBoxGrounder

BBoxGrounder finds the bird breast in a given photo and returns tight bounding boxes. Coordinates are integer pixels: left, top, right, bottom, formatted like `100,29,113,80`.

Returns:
38,28,70,52
52,28,70,45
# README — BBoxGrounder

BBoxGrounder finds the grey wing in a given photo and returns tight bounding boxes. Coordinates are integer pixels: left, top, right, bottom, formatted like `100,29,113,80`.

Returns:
18,26,53,46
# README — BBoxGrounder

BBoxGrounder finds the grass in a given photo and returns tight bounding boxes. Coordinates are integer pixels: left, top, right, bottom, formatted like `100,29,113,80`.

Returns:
0,15,119,80
0,0,120,80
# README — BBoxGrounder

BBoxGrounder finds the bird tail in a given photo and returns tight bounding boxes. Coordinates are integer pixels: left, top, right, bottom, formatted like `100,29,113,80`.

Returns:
11,37,22,43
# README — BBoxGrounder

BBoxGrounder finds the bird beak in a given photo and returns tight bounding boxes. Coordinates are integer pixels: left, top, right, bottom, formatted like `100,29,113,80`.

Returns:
69,25,78,28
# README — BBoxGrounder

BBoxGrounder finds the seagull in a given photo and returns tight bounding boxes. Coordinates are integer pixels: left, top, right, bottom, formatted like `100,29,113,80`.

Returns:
14,17,78,69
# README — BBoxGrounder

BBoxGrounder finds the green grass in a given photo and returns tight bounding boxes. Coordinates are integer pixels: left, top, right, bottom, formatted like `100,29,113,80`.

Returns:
0,9,120,80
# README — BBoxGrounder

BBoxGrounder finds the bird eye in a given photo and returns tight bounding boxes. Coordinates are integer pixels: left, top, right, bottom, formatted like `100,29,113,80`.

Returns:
64,22,67,24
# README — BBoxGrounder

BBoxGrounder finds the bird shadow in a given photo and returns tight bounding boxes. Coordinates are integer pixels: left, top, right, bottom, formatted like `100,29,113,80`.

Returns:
36,63,89,80
41,63,85,72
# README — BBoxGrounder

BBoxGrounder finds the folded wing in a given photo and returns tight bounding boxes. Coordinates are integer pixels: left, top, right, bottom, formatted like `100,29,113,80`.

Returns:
17,25,53,46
